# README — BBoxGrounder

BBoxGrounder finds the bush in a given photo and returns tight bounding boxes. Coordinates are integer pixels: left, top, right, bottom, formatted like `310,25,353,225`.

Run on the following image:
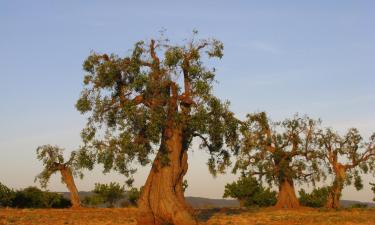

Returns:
0,182,15,207
93,182,125,207
299,186,330,208
127,187,140,206
11,186,70,208
223,176,277,207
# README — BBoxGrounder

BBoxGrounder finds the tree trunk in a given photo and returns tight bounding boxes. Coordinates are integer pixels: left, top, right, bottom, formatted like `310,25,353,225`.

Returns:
275,179,300,208
137,126,197,225
60,167,81,208
326,165,346,209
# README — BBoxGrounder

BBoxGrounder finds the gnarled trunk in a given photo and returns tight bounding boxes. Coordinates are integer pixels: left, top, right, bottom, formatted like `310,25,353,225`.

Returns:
275,179,300,208
60,167,81,208
326,165,346,208
137,126,197,225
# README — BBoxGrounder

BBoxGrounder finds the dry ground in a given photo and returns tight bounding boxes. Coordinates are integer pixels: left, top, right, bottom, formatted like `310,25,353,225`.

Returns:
1,207,375,225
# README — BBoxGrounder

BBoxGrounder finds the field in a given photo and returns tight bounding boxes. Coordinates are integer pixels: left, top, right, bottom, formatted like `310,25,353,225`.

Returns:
1,207,375,225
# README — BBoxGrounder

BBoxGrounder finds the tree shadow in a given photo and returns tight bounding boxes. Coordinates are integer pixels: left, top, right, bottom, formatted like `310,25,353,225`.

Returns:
195,207,249,222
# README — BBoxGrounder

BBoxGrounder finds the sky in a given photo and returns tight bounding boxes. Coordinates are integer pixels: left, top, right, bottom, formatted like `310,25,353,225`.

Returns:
0,1,374,202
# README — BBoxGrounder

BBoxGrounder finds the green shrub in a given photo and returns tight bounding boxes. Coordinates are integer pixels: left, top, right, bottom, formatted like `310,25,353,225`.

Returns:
299,186,330,208
11,186,70,208
0,182,15,207
223,176,277,207
93,182,125,207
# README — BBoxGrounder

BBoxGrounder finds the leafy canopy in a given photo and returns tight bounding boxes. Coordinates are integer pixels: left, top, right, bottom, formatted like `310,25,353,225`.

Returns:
234,112,324,186
317,128,375,191
35,145,82,188
76,33,239,176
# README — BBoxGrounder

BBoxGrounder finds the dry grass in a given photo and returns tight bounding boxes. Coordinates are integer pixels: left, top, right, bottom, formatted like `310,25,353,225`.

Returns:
1,207,374,225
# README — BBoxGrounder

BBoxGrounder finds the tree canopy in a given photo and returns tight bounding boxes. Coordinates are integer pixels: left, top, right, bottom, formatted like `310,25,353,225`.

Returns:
76,33,239,177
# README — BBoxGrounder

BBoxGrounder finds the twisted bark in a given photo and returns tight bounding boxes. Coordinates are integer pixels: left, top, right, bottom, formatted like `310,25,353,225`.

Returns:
326,164,346,208
275,179,300,208
137,126,197,225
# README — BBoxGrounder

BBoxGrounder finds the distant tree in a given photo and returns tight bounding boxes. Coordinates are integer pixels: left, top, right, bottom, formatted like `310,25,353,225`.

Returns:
370,182,375,202
75,33,239,224
234,113,324,208
223,175,276,207
0,182,15,207
299,186,330,208
93,182,125,207
35,145,82,208
317,129,375,208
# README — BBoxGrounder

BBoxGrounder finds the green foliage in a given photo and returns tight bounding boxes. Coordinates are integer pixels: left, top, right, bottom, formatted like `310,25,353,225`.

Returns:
93,182,125,207
317,129,375,197
76,33,239,176
83,195,105,206
35,145,82,188
11,186,70,208
223,176,277,207
0,182,15,207
234,112,324,188
126,187,140,206
299,187,330,208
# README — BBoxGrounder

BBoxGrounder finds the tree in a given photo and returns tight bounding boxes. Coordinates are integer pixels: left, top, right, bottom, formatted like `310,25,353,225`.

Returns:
75,33,239,225
299,186,330,208
0,182,15,207
317,128,375,208
93,182,125,207
223,175,276,207
35,145,82,208
233,113,324,208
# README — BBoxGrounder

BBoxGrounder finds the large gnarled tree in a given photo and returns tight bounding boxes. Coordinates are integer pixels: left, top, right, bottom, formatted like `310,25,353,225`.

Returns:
317,128,375,208
35,145,82,208
76,34,239,225
234,112,323,208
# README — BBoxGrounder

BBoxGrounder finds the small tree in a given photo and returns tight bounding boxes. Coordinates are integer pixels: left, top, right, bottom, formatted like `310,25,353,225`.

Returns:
0,182,15,207
299,186,330,208
317,129,375,208
234,113,324,208
35,145,82,208
93,182,125,207
223,175,276,207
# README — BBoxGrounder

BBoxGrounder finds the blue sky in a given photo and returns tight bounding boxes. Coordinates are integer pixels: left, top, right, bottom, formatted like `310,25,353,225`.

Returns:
0,1,374,201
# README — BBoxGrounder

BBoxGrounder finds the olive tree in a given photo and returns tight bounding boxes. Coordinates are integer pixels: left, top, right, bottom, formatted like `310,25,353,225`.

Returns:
317,128,375,208
233,112,324,208
35,145,82,208
75,34,239,225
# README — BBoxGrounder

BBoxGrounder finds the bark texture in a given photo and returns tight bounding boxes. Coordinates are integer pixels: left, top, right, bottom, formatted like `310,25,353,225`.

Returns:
275,179,300,208
60,167,81,208
137,126,197,225
326,164,346,208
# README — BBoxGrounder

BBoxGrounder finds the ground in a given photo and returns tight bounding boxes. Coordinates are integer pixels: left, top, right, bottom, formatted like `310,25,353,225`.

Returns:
1,207,375,225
